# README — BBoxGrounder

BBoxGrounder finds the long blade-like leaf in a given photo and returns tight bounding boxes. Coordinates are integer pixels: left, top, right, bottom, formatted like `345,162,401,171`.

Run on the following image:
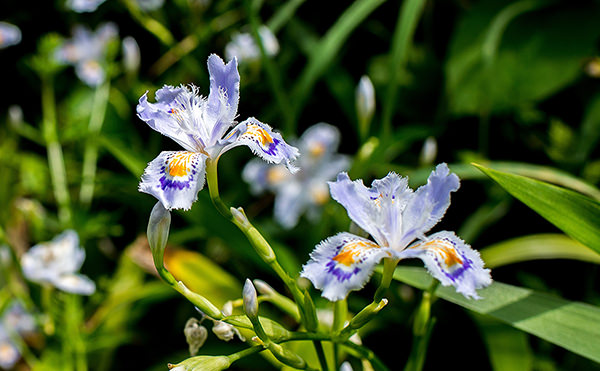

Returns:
474,163,600,254
480,234,600,268
393,267,600,363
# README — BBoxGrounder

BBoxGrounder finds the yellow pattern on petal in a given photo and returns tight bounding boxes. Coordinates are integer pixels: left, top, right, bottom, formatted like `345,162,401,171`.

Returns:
168,152,195,177
333,240,380,266
245,124,273,146
420,239,463,267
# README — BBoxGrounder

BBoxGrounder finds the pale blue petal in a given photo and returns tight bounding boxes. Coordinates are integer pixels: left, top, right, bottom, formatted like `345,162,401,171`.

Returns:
301,232,391,301
206,54,240,145
53,273,96,295
139,151,208,210
328,173,388,247
220,118,299,172
298,122,341,160
0,336,19,369
137,86,208,152
274,182,305,229
75,60,105,87
0,22,21,49
400,163,460,246
66,0,107,13
396,231,491,299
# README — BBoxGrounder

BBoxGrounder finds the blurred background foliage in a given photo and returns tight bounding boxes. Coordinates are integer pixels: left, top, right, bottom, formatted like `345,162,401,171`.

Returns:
1,0,600,370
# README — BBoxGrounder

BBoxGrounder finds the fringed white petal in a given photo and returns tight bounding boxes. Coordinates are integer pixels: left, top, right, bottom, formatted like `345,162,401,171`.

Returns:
220,117,299,173
139,151,207,210
396,231,492,299
301,232,391,301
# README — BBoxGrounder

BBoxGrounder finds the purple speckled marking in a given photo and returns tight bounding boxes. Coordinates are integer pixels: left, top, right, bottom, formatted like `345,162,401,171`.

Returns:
325,260,360,282
434,239,473,282
159,175,192,190
261,137,281,156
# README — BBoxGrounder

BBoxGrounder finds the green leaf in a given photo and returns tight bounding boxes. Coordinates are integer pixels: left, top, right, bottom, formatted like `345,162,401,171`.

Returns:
474,315,533,371
165,248,241,308
480,234,600,268
392,267,600,363
291,0,386,119
474,164,600,255
445,1,600,114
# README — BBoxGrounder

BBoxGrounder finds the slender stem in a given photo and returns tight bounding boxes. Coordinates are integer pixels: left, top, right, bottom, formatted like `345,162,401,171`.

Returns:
244,0,295,134
374,257,399,302
227,346,265,363
313,340,330,371
80,81,111,207
121,0,175,46
332,299,348,367
41,76,72,226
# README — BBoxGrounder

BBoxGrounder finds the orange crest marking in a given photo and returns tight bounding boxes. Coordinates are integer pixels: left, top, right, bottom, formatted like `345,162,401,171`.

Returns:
245,124,274,146
333,240,380,266
168,152,195,177
422,240,463,267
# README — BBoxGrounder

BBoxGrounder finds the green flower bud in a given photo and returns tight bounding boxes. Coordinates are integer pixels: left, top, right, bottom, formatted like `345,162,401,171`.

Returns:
243,279,259,320
147,201,171,272
168,355,231,371
267,343,308,370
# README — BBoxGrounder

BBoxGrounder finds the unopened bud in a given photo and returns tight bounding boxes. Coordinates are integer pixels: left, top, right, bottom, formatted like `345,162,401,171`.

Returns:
168,355,231,371
230,207,250,228
348,299,388,330
340,361,353,371
122,36,140,74
176,281,222,319
419,137,437,166
147,201,171,271
253,279,275,296
184,318,207,356
8,105,23,127
356,75,375,138
243,279,258,320
267,343,307,370
212,320,245,342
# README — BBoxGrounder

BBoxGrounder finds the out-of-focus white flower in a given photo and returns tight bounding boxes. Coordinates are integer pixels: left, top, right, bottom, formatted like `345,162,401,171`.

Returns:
243,123,350,228
225,26,279,64
54,23,118,87
0,22,21,49
340,361,353,371
137,0,164,11
0,330,19,370
66,0,106,12
122,36,140,74
21,230,96,295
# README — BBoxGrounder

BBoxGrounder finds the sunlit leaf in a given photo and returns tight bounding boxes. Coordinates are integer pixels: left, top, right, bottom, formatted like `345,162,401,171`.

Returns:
480,234,600,268
474,164,600,255
393,266,600,363
165,249,241,307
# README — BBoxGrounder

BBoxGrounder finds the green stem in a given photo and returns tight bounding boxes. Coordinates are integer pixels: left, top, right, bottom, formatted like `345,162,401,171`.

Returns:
244,0,295,134
79,81,111,207
332,299,348,367
313,340,330,371
121,0,175,46
227,346,265,363
41,76,72,226
381,0,426,136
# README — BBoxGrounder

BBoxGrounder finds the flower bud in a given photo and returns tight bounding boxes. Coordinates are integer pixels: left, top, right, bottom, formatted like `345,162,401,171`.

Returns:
122,36,140,74
184,318,207,356
340,361,353,371
168,355,231,371
419,137,437,166
267,343,307,370
355,75,375,138
347,299,388,331
243,279,258,320
147,201,171,271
